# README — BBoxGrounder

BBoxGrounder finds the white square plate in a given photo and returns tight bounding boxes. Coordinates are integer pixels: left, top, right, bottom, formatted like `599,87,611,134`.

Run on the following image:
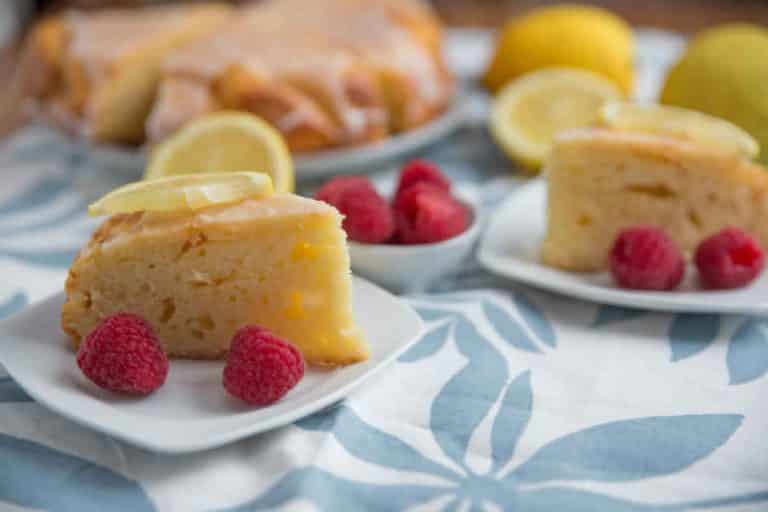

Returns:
478,179,768,315
0,277,423,453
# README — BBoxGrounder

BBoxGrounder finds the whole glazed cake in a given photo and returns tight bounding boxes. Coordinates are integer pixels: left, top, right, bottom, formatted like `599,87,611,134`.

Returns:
24,0,454,151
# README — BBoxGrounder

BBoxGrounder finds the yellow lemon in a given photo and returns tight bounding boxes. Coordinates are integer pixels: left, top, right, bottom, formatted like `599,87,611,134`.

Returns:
598,101,759,159
144,112,294,193
89,172,273,216
483,4,634,95
661,24,768,164
490,68,622,171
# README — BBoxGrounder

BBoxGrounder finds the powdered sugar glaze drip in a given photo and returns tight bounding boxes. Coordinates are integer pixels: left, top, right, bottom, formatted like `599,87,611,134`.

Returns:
148,0,453,150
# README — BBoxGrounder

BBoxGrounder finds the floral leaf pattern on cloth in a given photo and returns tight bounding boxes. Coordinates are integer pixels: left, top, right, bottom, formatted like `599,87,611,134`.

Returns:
593,305,648,327
675,490,768,510
1,248,79,268
399,321,453,362
0,292,27,320
430,317,508,470
489,371,532,474
414,305,462,322
668,313,720,362
0,292,31,401
218,467,448,512
0,433,155,511
0,174,88,269
511,291,556,348
274,294,764,512
0,377,31,403
727,318,768,385
663,313,768,385
482,301,541,353
509,415,742,483
505,487,667,511
0,176,72,215
262,379,746,510
300,406,461,481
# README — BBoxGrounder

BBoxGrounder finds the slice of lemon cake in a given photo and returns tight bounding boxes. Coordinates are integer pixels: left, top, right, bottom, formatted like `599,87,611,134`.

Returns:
62,179,368,366
541,128,768,272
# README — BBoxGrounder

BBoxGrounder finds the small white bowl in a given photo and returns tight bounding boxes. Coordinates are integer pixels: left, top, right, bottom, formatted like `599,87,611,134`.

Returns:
349,202,481,294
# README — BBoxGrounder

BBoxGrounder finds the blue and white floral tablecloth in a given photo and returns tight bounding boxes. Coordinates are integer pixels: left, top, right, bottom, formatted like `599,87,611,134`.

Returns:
2,30,768,512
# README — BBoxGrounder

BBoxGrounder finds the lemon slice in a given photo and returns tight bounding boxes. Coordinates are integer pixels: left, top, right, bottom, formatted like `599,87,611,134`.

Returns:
89,172,273,216
598,101,759,159
490,68,622,171
144,112,294,193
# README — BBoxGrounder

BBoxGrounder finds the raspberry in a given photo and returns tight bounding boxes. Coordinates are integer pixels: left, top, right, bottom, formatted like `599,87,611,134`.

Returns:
695,227,765,289
609,226,685,291
315,176,394,243
394,160,451,201
393,182,469,244
315,176,373,206
77,313,168,395
223,326,305,406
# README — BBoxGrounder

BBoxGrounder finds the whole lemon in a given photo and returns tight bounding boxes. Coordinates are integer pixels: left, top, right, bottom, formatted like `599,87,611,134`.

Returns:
661,24,768,164
483,4,634,95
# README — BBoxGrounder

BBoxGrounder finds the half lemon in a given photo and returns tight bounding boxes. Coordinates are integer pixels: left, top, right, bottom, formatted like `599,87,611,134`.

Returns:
144,112,294,193
490,68,622,171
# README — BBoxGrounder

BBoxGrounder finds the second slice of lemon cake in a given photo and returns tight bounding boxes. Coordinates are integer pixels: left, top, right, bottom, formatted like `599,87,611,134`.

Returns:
542,128,768,272
62,193,369,366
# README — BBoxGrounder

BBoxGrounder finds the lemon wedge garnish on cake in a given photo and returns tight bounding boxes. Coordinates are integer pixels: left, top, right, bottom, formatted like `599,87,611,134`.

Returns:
489,68,623,171
144,112,294,193
89,172,274,216
598,102,759,159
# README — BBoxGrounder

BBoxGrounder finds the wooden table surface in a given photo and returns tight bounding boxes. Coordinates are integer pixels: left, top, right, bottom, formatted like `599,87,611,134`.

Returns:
32,0,768,31
435,0,768,32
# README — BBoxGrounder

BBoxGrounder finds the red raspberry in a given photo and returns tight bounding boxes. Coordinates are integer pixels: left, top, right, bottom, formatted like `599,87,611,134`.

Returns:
77,313,168,395
315,176,395,243
393,182,469,244
395,160,451,201
695,227,765,289
223,326,305,406
609,226,685,291
315,176,373,205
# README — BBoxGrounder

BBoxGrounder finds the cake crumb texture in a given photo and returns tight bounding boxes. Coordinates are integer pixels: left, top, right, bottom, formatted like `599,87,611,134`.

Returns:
62,195,369,366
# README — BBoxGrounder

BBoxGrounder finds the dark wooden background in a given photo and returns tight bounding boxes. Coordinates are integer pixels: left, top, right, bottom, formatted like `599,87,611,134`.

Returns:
32,0,768,32
435,0,768,32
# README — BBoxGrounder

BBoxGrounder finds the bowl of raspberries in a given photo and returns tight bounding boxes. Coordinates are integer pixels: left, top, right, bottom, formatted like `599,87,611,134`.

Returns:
315,159,480,293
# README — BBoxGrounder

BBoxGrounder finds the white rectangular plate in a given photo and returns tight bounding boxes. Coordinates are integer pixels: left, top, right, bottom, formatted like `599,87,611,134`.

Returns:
0,277,423,454
478,179,768,315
